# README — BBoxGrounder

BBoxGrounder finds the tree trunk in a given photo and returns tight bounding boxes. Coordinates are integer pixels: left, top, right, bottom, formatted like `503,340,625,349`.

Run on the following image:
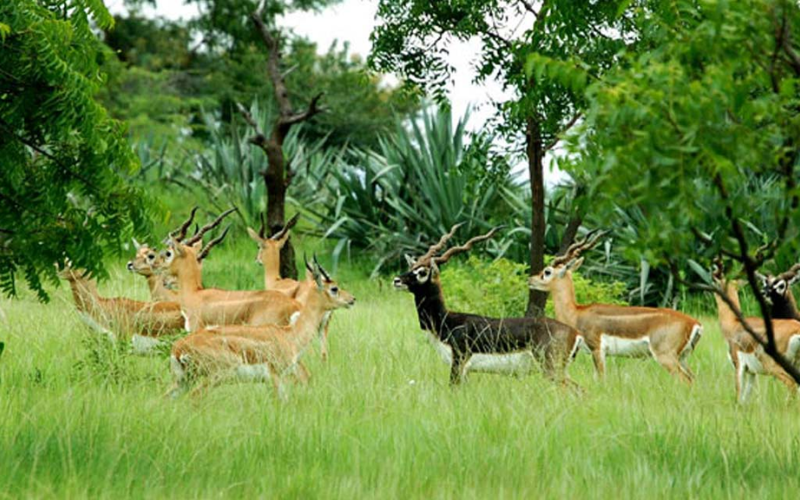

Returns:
247,7,323,281
264,141,298,280
558,215,583,255
526,116,548,317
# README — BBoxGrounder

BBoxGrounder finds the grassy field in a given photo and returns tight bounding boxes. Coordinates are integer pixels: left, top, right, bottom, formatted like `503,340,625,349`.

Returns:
1,241,799,499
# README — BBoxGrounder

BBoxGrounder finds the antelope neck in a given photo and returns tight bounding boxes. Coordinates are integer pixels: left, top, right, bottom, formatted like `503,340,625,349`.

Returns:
175,258,203,296
714,281,744,332
550,273,580,325
412,280,449,334
262,246,282,287
290,292,329,344
68,277,99,312
146,274,170,298
773,290,799,320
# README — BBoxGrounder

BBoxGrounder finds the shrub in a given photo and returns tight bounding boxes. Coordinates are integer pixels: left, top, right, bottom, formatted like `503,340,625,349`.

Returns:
440,256,627,318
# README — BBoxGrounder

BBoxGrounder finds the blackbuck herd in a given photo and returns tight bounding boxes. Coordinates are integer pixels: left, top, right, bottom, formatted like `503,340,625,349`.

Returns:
56,208,800,404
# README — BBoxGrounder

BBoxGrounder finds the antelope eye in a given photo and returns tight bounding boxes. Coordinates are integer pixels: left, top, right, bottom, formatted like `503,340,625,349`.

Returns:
147,254,155,260
544,268,552,277
165,251,172,258
330,286,339,295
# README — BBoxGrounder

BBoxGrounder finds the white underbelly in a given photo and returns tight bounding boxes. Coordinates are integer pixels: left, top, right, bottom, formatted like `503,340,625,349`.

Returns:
131,334,162,355
234,364,271,382
738,352,765,374
424,332,535,375
601,334,651,358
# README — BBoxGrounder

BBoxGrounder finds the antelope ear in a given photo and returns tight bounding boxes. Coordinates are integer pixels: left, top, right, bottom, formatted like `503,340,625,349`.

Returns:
132,238,142,250
756,272,768,288
404,254,416,268
312,263,324,289
789,275,800,286
275,232,291,249
170,241,186,258
246,227,264,246
566,257,585,272
430,261,440,276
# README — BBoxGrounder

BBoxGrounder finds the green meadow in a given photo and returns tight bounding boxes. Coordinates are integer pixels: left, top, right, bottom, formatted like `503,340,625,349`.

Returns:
1,241,798,500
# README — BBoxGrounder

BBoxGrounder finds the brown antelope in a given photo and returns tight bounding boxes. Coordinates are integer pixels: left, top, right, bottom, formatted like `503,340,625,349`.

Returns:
58,266,184,353
758,264,800,321
528,231,702,384
127,239,177,301
126,213,223,301
393,224,583,387
247,213,335,361
712,264,800,403
158,211,302,332
246,213,302,295
167,258,355,399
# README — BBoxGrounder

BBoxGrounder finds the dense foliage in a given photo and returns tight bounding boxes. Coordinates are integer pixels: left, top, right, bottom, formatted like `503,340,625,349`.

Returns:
0,0,149,300
557,0,800,281
102,5,419,152
441,255,627,319
370,0,640,315
178,100,334,227
313,106,518,273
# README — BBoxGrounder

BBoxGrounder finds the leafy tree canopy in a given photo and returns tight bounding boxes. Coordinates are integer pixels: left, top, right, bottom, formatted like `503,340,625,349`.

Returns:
0,0,150,300
562,0,800,275
370,0,634,147
101,6,419,151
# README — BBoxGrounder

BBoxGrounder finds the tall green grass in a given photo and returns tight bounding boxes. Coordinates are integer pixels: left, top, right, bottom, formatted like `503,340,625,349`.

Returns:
1,238,799,499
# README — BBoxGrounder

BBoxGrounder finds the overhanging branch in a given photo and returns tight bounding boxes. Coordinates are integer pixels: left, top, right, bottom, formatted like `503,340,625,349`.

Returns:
281,92,325,127
544,112,582,152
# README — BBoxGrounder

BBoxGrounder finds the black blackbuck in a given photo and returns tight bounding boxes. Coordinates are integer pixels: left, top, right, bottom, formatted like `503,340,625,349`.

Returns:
393,225,583,387
759,264,800,321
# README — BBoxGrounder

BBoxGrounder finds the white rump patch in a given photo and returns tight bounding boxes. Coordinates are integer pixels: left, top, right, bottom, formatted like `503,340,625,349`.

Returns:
570,336,584,360
601,334,652,358
181,311,191,332
786,335,800,363
131,334,161,355
680,324,703,359
738,351,765,375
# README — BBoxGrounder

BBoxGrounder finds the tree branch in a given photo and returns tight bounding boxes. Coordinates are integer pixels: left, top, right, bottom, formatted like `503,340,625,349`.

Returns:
518,0,539,17
544,112,582,152
280,92,325,127
777,9,800,76
712,174,782,355
689,227,738,258
250,6,293,119
667,257,800,383
235,102,269,150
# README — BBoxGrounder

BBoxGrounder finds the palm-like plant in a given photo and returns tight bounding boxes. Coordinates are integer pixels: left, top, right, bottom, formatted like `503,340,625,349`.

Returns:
312,106,520,273
180,100,334,227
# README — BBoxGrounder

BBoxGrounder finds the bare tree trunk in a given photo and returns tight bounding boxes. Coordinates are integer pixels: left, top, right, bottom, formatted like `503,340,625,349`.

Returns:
263,141,297,279
526,116,547,317
240,5,324,280
558,215,582,255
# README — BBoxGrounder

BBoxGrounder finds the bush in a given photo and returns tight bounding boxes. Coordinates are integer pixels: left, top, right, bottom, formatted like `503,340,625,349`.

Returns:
440,256,627,318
